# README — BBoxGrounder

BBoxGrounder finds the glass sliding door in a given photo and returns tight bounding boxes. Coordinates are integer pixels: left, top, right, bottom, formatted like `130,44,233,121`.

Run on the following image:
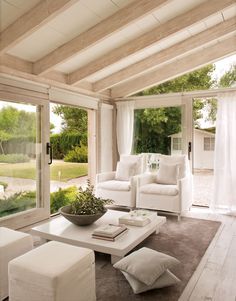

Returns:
49,103,88,215
0,99,50,228
192,97,217,207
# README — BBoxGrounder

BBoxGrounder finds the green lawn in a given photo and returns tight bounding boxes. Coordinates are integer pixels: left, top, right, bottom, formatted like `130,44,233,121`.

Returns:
0,161,88,182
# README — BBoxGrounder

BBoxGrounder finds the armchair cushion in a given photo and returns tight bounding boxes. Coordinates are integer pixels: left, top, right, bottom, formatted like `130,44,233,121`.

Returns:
156,162,179,185
115,161,137,181
97,180,130,191
120,154,143,174
140,183,178,196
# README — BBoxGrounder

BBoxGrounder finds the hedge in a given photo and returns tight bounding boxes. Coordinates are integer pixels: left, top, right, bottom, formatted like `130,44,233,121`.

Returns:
2,136,35,157
51,132,87,159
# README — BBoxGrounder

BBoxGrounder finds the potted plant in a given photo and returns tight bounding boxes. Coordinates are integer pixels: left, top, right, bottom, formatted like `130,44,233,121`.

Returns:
59,181,113,226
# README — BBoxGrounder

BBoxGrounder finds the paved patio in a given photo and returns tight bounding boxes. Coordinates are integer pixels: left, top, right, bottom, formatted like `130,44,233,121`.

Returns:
0,175,88,197
0,170,213,207
193,169,213,207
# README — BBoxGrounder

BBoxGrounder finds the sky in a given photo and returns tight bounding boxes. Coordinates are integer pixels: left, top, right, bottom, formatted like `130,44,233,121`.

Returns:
212,53,236,82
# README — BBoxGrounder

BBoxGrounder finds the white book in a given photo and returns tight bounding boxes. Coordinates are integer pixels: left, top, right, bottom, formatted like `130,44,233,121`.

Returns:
93,224,127,238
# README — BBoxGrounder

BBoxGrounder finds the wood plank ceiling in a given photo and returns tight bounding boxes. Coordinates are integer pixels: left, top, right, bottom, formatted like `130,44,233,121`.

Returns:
0,0,236,100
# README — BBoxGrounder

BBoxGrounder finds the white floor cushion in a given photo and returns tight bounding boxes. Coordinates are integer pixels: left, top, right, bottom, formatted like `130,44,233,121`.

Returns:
122,269,180,294
113,247,180,286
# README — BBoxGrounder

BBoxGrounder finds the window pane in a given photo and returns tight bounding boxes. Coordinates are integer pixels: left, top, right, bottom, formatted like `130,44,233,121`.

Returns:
0,101,41,218
50,104,88,215
133,106,182,155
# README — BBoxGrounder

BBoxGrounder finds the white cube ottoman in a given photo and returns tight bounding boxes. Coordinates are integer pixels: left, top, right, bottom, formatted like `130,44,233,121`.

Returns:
0,227,33,301
9,241,96,301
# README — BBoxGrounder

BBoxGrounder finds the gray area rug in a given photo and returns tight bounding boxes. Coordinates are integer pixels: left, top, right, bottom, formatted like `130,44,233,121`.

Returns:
95,216,221,301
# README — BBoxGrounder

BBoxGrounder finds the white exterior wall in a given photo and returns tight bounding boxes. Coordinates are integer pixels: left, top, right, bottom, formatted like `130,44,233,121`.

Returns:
193,131,214,170
99,104,113,172
170,130,215,169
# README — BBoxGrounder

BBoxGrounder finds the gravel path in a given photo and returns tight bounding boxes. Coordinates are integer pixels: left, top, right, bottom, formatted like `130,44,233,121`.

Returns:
193,170,213,207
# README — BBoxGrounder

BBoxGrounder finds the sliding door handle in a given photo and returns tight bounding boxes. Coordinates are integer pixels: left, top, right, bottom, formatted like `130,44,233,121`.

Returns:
188,142,192,160
46,142,53,165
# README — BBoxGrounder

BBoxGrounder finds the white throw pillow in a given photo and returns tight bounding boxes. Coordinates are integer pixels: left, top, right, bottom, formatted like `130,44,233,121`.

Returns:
122,269,180,294
115,161,137,181
159,154,187,179
113,247,180,286
156,162,179,185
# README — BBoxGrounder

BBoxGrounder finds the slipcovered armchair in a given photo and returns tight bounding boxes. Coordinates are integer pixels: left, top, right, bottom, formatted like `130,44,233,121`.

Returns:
95,155,143,208
136,154,192,220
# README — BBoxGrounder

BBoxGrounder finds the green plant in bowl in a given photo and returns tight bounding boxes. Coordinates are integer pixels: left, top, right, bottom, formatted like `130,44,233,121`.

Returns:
60,180,113,226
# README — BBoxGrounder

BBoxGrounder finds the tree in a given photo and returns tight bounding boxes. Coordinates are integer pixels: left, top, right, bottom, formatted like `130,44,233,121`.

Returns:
0,106,36,137
0,106,37,154
137,65,216,96
52,105,87,134
218,64,236,87
133,65,216,154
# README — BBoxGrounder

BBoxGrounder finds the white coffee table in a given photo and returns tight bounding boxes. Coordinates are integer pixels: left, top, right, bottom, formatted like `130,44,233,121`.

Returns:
31,209,166,263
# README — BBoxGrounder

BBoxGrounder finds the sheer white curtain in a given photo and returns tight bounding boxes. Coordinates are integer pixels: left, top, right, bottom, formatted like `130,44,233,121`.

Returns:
116,101,135,155
212,92,236,211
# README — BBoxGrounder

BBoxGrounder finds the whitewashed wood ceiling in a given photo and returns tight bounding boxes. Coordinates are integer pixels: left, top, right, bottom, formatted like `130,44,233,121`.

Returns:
0,0,236,99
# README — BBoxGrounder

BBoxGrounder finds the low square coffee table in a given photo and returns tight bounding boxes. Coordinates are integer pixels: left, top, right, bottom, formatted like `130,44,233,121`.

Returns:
31,209,166,263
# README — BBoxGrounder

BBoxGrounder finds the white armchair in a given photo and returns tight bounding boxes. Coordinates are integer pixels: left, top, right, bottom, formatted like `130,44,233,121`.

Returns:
136,154,192,220
96,155,143,208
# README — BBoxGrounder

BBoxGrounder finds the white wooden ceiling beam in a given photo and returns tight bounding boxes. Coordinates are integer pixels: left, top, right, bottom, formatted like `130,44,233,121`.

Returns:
0,54,95,93
33,0,169,75
111,35,236,98
93,17,236,92
68,0,235,85
0,0,79,54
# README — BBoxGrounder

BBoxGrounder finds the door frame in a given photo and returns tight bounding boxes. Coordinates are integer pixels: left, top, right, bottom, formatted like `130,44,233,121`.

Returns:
0,90,50,229
131,94,190,159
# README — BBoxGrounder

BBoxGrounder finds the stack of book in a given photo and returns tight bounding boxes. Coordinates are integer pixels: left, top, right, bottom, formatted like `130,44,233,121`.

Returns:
119,210,157,227
92,224,128,241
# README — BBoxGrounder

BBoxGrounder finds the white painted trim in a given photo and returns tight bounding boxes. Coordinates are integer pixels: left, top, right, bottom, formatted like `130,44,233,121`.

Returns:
0,99,50,229
0,74,49,93
0,74,100,110
49,87,98,110
133,97,182,109
100,103,114,110
117,87,236,103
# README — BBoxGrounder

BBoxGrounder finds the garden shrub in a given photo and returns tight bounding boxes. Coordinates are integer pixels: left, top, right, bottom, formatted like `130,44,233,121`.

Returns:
0,191,36,217
50,186,78,214
64,144,88,163
0,154,30,163
50,132,87,159
0,186,81,217
0,181,8,190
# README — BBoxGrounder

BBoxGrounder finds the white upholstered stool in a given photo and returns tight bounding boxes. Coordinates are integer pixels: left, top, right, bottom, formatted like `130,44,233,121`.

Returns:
0,227,33,301
9,241,96,301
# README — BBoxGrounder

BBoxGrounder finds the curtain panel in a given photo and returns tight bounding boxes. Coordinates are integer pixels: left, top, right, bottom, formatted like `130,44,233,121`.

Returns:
116,101,135,156
212,92,236,210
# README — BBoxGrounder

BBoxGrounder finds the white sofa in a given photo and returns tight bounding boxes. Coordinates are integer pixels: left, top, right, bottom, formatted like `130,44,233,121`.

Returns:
136,154,192,220
96,154,143,208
